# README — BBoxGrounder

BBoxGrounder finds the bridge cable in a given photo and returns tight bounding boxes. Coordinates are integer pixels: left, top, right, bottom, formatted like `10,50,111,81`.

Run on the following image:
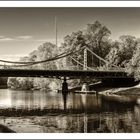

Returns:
69,56,95,71
0,46,86,67
86,47,119,68
0,50,68,64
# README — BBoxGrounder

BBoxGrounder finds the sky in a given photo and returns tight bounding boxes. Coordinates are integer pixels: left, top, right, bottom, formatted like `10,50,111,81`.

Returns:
0,8,140,60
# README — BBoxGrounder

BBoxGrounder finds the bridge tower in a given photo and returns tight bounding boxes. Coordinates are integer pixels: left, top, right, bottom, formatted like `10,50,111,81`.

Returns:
82,47,89,92
83,48,87,70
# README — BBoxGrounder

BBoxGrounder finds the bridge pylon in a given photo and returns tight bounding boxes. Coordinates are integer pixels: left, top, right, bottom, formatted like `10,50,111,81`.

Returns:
84,47,87,70
82,48,89,92
62,77,68,110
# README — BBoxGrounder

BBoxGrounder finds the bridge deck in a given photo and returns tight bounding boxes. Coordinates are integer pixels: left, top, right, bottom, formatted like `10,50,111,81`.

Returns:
0,69,131,79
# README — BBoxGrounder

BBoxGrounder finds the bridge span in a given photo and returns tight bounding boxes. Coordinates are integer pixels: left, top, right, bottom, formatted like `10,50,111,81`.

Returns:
0,69,132,79
0,46,134,94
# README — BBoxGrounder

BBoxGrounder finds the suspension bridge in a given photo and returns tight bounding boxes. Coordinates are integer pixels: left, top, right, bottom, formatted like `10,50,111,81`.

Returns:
0,45,134,93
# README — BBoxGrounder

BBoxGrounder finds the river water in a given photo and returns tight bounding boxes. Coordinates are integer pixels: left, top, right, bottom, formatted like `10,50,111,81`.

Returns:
0,89,140,132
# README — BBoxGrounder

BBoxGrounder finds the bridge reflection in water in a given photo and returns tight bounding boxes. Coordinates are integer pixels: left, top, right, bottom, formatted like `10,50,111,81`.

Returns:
0,89,101,112
0,89,139,132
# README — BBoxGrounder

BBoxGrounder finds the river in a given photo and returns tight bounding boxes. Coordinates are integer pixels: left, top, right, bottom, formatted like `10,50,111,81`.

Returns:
0,89,140,132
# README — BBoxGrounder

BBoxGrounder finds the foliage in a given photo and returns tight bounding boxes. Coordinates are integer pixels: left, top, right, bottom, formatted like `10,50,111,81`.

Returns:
60,21,112,70
106,35,138,69
125,44,140,80
7,77,33,90
8,42,60,90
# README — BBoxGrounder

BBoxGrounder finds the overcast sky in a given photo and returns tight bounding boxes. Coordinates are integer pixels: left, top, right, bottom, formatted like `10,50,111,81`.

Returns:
0,8,140,60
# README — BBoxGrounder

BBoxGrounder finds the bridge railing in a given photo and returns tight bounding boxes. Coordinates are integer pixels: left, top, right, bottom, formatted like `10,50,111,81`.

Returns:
90,66,126,71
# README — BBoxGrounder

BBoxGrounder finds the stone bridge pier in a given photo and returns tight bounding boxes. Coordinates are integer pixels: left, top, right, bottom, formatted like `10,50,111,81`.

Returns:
62,77,68,93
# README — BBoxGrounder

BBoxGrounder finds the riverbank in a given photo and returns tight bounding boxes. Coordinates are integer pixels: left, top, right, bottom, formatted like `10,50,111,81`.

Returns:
97,82,140,105
99,82,140,95
70,80,139,93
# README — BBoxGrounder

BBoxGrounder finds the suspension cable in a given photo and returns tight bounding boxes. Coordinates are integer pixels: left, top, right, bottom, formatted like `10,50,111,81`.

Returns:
0,46,86,65
0,50,67,64
69,56,95,71
0,46,86,67
0,45,119,69
86,47,119,68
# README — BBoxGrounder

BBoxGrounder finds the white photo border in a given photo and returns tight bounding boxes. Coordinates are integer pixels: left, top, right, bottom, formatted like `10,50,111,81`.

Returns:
0,1,140,139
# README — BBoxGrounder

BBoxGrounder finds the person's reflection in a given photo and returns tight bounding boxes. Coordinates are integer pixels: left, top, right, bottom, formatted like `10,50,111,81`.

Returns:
62,78,68,110
62,92,68,110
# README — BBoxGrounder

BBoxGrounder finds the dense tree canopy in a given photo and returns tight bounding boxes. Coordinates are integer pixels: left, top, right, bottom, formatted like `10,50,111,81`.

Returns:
8,42,61,90
60,21,112,70
106,35,138,68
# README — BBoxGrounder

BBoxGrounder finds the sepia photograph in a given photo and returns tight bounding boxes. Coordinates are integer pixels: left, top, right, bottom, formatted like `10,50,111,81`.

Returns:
0,5,140,135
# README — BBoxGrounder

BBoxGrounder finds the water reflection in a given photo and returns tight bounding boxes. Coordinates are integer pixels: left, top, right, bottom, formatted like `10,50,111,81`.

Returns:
37,107,140,133
62,92,68,110
0,89,135,113
0,89,140,132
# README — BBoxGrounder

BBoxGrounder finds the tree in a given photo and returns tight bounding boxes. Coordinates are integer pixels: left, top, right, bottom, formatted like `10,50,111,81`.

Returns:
8,42,59,90
126,43,140,80
106,35,138,69
60,21,112,70
36,42,57,70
